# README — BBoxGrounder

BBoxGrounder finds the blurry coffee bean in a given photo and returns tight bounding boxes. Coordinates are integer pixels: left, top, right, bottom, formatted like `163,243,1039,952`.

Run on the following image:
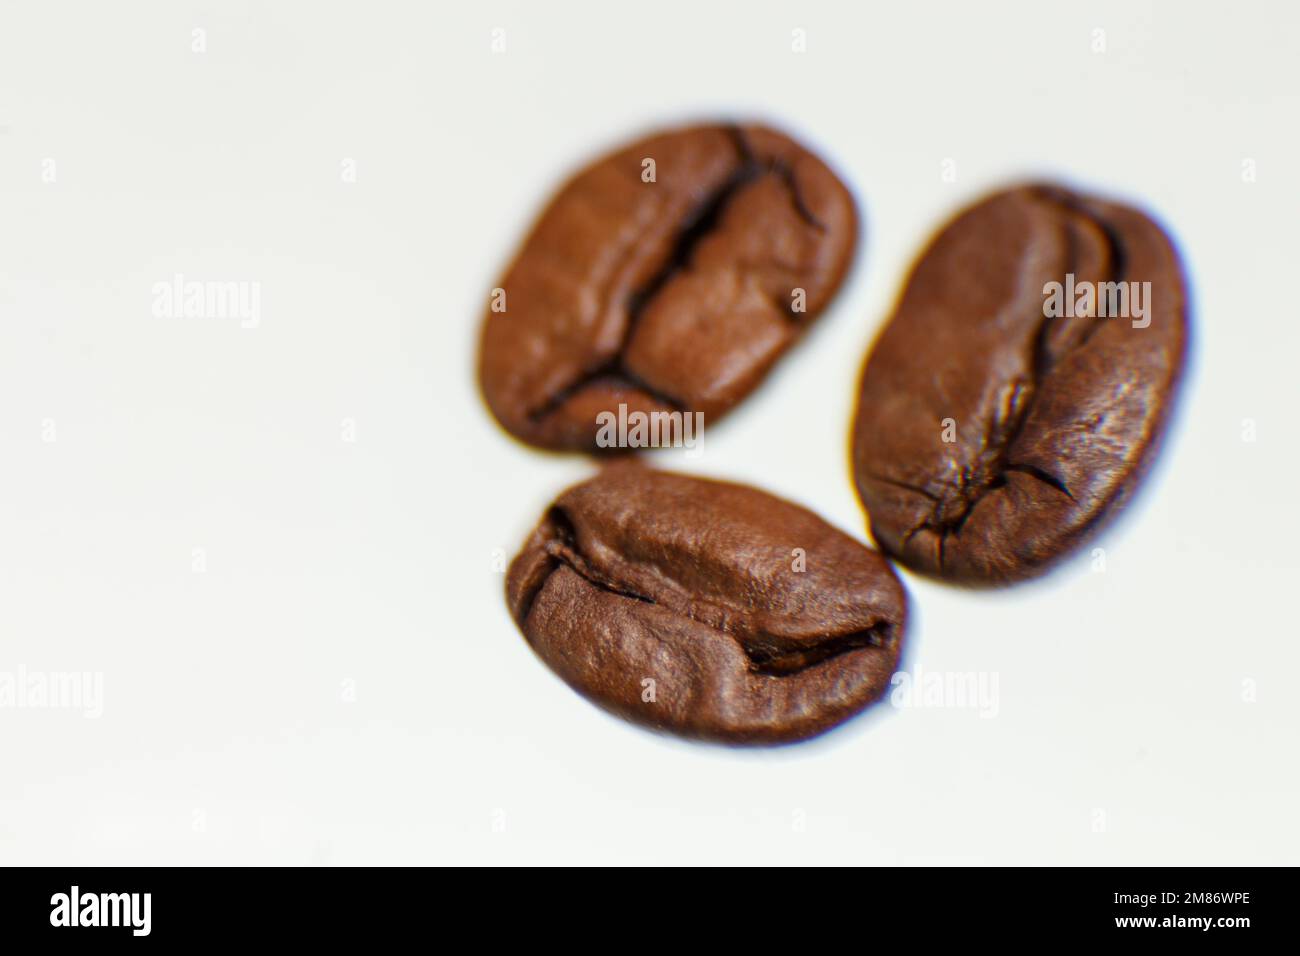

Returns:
480,123,857,451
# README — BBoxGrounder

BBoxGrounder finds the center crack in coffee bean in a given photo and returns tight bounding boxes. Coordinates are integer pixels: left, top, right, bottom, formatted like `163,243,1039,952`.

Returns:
524,128,823,425
479,123,857,452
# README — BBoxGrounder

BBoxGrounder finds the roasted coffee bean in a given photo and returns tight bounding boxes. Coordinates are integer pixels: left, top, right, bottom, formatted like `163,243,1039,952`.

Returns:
479,123,857,451
506,464,906,744
852,184,1188,585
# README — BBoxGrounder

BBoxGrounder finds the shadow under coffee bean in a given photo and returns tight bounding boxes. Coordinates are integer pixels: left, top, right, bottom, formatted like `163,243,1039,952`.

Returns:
479,122,857,452
851,183,1188,585
506,463,906,744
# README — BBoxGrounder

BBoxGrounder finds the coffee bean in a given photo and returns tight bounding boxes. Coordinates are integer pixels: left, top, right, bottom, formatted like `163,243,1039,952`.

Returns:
479,124,857,451
506,464,906,744
852,184,1188,585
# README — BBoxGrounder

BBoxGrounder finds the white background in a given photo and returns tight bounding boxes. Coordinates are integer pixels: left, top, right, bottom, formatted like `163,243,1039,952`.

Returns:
2,0,1297,865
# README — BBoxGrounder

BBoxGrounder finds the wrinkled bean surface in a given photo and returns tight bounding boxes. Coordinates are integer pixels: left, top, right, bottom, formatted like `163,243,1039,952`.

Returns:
852,184,1188,584
507,464,906,743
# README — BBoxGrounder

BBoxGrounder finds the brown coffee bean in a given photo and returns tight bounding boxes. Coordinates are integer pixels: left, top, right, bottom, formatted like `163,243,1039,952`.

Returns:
852,184,1188,585
479,123,857,452
506,464,906,744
